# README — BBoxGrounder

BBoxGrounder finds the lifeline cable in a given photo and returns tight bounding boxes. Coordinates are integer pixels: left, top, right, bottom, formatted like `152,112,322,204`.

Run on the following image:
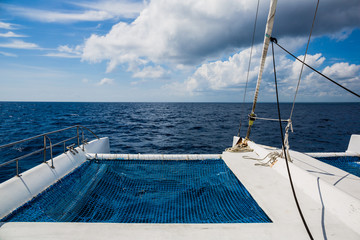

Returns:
273,41,360,98
237,0,261,137
271,41,314,240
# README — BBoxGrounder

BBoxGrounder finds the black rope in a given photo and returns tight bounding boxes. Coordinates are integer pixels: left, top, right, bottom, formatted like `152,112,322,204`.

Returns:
238,0,261,137
273,40,360,98
271,41,314,240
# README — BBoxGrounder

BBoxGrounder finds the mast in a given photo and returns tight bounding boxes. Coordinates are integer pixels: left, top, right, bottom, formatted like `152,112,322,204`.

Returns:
245,0,278,139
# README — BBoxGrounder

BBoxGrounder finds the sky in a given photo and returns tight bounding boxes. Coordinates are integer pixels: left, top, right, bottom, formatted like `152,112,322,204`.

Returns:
0,0,359,102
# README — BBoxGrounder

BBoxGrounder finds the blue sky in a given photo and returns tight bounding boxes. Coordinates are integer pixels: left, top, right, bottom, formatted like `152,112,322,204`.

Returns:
0,0,359,102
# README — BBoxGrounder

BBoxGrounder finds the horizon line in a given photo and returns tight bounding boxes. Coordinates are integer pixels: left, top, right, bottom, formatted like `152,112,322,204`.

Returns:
0,101,359,104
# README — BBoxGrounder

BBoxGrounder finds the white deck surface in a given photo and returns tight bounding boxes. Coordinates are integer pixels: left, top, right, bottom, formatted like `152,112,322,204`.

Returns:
1,149,360,239
291,150,360,199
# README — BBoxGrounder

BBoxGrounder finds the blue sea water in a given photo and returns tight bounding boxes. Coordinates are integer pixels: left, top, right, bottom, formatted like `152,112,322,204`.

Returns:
0,102,359,183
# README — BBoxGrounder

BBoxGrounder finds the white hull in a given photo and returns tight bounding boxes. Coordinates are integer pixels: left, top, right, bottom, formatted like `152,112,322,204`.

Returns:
1,136,359,239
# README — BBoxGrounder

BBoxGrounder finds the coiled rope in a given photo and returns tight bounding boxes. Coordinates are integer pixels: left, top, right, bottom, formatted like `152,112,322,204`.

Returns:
243,151,281,167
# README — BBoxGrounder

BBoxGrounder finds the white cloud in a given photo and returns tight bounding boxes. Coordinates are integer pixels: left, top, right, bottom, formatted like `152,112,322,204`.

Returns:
323,62,360,80
1,0,358,101
58,45,81,54
72,0,146,19
316,63,360,97
0,31,26,38
44,45,82,58
289,53,325,82
184,46,261,92
97,78,114,86
81,0,360,78
132,66,166,79
274,36,308,53
177,44,360,100
82,0,258,75
0,40,40,49
0,21,17,30
298,62,360,98
2,1,145,23
7,7,112,23
0,51,17,57
43,52,81,58
270,53,328,98
329,28,354,42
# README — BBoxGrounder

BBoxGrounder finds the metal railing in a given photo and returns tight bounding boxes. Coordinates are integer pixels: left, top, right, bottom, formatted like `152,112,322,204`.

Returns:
0,125,99,178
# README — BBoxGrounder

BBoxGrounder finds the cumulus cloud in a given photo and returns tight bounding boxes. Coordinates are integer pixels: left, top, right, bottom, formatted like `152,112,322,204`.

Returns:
329,63,360,84
81,0,360,78
268,52,328,98
97,78,114,86
299,62,360,98
2,0,357,100
176,43,359,100
82,0,259,73
184,46,261,92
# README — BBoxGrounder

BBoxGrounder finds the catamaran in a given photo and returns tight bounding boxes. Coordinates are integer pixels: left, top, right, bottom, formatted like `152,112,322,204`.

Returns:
0,0,359,239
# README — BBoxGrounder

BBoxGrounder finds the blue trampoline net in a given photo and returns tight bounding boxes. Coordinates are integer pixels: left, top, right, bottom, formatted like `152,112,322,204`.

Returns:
317,156,360,178
3,159,271,223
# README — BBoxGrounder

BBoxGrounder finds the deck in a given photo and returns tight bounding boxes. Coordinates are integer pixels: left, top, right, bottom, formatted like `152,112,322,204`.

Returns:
1,138,360,239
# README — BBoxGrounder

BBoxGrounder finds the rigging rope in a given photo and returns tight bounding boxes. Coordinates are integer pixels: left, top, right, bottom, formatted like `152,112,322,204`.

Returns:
273,41,360,98
237,0,261,137
251,115,289,122
289,0,320,120
279,0,319,164
271,40,314,240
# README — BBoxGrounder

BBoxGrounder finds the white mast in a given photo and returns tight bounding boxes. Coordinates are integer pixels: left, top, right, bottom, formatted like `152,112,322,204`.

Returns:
245,0,278,139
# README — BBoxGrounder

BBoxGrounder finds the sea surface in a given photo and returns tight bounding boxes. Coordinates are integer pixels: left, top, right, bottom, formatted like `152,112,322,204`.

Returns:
0,102,359,183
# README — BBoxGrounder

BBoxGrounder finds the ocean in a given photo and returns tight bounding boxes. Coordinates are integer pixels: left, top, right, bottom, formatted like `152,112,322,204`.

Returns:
0,102,359,183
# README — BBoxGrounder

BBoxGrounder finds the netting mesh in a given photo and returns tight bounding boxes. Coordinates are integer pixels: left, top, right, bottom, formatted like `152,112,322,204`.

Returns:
3,159,271,223
317,156,360,178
